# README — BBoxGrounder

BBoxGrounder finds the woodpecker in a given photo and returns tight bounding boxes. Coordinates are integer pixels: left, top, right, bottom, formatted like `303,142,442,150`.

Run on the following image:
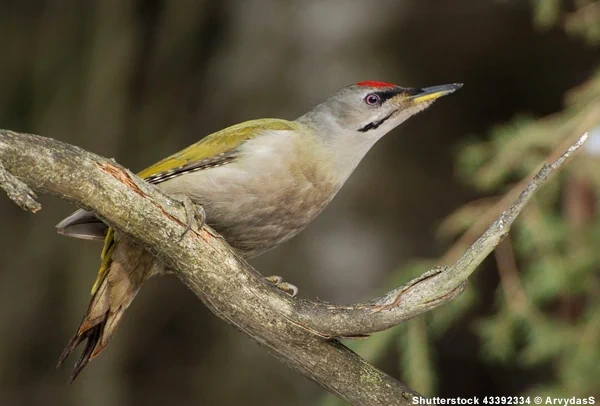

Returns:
56,80,462,381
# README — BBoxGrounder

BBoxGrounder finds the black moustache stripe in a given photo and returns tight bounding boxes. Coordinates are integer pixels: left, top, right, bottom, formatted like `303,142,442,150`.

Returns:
357,110,396,132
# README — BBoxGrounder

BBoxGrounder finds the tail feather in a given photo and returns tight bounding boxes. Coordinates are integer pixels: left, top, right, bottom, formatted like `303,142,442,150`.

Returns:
57,318,106,383
57,236,158,382
56,277,112,382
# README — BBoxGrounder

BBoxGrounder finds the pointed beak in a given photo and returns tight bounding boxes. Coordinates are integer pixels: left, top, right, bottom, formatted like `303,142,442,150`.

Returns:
409,83,463,103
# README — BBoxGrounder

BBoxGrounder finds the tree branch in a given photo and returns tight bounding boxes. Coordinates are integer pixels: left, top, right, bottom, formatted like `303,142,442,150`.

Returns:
0,129,587,405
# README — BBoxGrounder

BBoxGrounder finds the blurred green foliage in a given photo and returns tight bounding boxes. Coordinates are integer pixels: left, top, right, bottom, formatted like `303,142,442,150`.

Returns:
323,1,600,403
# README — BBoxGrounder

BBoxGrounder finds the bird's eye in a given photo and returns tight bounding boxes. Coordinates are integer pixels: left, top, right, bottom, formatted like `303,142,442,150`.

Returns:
365,93,381,106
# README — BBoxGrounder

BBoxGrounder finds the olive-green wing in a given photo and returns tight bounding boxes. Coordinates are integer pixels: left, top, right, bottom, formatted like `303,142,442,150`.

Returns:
138,118,299,184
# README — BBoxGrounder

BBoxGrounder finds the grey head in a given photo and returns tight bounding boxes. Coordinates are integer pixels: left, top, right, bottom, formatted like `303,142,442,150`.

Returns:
296,80,463,182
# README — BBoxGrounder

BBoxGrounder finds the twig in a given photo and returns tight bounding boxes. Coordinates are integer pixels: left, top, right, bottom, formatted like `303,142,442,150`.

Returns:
287,133,589,337
0,161,41,213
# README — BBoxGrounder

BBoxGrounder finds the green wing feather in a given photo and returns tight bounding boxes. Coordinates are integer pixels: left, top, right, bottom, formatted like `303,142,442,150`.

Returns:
90,118,299,294
137,118,300,180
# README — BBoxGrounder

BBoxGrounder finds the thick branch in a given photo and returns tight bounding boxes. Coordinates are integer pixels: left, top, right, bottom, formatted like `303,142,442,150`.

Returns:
0,129,587,405
0,130,418,405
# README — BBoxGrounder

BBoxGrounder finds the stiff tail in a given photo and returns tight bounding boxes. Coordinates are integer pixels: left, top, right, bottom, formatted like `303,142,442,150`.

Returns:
56,313,106,383
57,231,158,382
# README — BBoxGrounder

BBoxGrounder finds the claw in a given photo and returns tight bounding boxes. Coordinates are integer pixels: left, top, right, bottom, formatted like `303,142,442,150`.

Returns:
265,275,284,285
276,282,298,297
171,194,206,239
265,275,298,297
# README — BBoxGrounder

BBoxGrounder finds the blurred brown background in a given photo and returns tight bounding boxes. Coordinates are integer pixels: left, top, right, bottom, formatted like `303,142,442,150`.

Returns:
0,1,598,405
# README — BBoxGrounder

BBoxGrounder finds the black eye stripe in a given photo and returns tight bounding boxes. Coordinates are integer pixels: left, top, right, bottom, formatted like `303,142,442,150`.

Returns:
373,90,397,103
373,87,420,103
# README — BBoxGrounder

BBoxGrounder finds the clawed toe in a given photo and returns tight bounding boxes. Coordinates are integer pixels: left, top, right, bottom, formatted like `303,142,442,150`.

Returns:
172,194,206,239
265,275,298,297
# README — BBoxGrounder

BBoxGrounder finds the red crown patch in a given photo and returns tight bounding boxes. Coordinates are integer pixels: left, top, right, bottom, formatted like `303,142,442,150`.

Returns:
356,81,396,88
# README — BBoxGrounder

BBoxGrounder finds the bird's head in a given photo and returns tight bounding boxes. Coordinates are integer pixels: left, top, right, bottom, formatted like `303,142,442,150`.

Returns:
297,80,462,182
307,80,462,137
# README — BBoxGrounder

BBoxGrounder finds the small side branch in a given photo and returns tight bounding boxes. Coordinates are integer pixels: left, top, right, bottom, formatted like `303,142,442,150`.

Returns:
283,133,589,338
0,161,41,212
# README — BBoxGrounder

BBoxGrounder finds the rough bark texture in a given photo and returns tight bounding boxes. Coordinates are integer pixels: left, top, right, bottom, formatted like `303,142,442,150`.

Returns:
0,129,587,405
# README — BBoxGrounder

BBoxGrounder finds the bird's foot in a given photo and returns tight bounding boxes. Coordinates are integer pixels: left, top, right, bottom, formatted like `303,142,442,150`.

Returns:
171,194,206,239
265,275,298,297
